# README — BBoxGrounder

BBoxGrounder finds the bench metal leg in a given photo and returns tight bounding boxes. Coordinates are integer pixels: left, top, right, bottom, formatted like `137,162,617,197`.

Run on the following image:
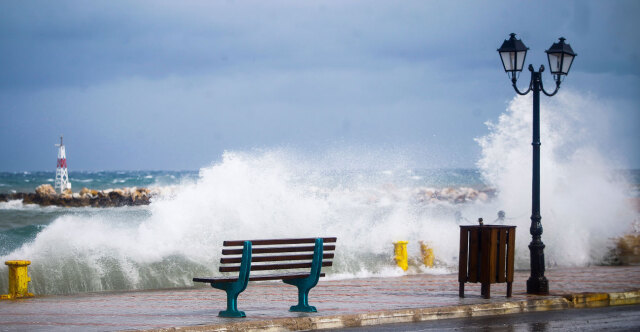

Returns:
218,289,245,318
211,241,252,318
211,280,247,317
284,238,323,312
288,284,316,312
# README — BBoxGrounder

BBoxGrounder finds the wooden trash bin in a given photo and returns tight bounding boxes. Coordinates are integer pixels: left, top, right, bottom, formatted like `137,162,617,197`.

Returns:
458,225,516,299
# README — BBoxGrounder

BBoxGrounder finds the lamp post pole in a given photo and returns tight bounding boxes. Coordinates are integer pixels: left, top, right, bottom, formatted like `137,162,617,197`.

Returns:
497,34,576,295
528,65,547,294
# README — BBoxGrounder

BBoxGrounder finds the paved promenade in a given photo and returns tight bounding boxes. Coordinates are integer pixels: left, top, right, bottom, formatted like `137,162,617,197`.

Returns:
1,266,639,331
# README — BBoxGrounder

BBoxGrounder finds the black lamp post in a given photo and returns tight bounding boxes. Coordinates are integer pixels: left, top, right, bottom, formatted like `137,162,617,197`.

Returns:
497,33,576,295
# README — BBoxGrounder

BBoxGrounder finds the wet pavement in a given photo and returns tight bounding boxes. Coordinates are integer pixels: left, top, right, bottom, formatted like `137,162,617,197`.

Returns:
1,266,639,331
333,304,640,331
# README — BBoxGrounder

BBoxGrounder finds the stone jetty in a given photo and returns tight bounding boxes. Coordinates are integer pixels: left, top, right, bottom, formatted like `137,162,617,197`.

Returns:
0,184,153,207
413,186,496,204
0,184,498,208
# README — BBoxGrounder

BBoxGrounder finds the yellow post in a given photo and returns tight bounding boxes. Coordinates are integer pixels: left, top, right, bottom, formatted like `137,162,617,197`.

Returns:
420,241,435,268
1,260,34,300
393,241,409,271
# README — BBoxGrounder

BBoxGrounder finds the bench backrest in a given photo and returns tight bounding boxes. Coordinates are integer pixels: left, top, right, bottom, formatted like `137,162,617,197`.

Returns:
219,237,336,277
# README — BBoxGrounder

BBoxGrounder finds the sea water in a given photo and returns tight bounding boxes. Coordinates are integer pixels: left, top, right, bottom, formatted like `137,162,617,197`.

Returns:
0,92,638,296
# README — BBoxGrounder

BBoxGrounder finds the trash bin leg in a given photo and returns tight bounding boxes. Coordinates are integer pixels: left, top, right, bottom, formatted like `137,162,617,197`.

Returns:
481,283,491,299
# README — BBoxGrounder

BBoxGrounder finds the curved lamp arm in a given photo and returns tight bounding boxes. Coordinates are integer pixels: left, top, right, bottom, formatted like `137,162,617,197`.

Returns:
541,79,561,96
538,65,561,96
510,64,534,95
511,71,532,95
512,78,532,95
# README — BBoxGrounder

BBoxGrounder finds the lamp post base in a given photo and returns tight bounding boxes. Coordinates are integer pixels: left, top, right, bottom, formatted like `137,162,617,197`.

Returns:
527,239,549,295
526,276,549,295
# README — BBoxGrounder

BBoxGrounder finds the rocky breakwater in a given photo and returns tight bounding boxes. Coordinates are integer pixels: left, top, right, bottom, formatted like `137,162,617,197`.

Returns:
0,184,153,208
414,187,496,204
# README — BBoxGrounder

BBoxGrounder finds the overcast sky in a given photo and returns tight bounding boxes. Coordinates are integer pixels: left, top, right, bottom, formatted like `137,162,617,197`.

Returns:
1,0,638,171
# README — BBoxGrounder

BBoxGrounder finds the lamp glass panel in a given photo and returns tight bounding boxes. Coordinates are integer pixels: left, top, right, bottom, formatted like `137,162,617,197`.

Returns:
548,53,561,73
500,52,515,71
516,51,526,71
561,54,574,74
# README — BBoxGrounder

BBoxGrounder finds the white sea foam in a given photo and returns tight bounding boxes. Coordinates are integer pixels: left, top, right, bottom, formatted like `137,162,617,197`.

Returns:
0,200,69,211
0,200,106,212
0,91,635,295
476,91,635,266
0,200,33,210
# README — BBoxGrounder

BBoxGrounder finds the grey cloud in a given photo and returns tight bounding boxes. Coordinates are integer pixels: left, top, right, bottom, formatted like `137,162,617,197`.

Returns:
0,0,638,170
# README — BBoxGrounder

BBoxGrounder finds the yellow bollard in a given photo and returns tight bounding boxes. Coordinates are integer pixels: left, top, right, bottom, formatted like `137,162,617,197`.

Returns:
393,241,409,271
420,241,435,268
1,260,34,300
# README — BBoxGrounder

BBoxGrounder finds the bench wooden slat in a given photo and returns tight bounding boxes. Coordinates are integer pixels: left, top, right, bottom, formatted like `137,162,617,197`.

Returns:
223,237,337,246
222,244,335,255
194,236,336,316
194,272,326,284
221,253,334,264
219,261,332,272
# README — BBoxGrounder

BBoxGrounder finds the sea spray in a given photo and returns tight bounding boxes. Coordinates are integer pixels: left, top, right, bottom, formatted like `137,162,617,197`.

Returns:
477,91,636,266
1,152,489,295
0,92,636,296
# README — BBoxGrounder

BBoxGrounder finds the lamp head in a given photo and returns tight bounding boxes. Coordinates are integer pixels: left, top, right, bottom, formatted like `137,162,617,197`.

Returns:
498,33,529,81
545,37,576,77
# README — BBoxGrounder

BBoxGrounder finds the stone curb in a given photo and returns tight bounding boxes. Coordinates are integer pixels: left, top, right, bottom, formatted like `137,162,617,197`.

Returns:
563,290,640,308
144,290,640,332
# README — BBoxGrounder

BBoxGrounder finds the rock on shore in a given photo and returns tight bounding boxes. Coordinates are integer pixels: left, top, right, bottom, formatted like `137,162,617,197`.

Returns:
616,234,640,265
2,184,496,208
414,187,496,204
0,184,153,207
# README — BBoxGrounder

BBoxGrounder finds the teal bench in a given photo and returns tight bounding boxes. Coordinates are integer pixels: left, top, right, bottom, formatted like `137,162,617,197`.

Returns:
193,237,337,317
